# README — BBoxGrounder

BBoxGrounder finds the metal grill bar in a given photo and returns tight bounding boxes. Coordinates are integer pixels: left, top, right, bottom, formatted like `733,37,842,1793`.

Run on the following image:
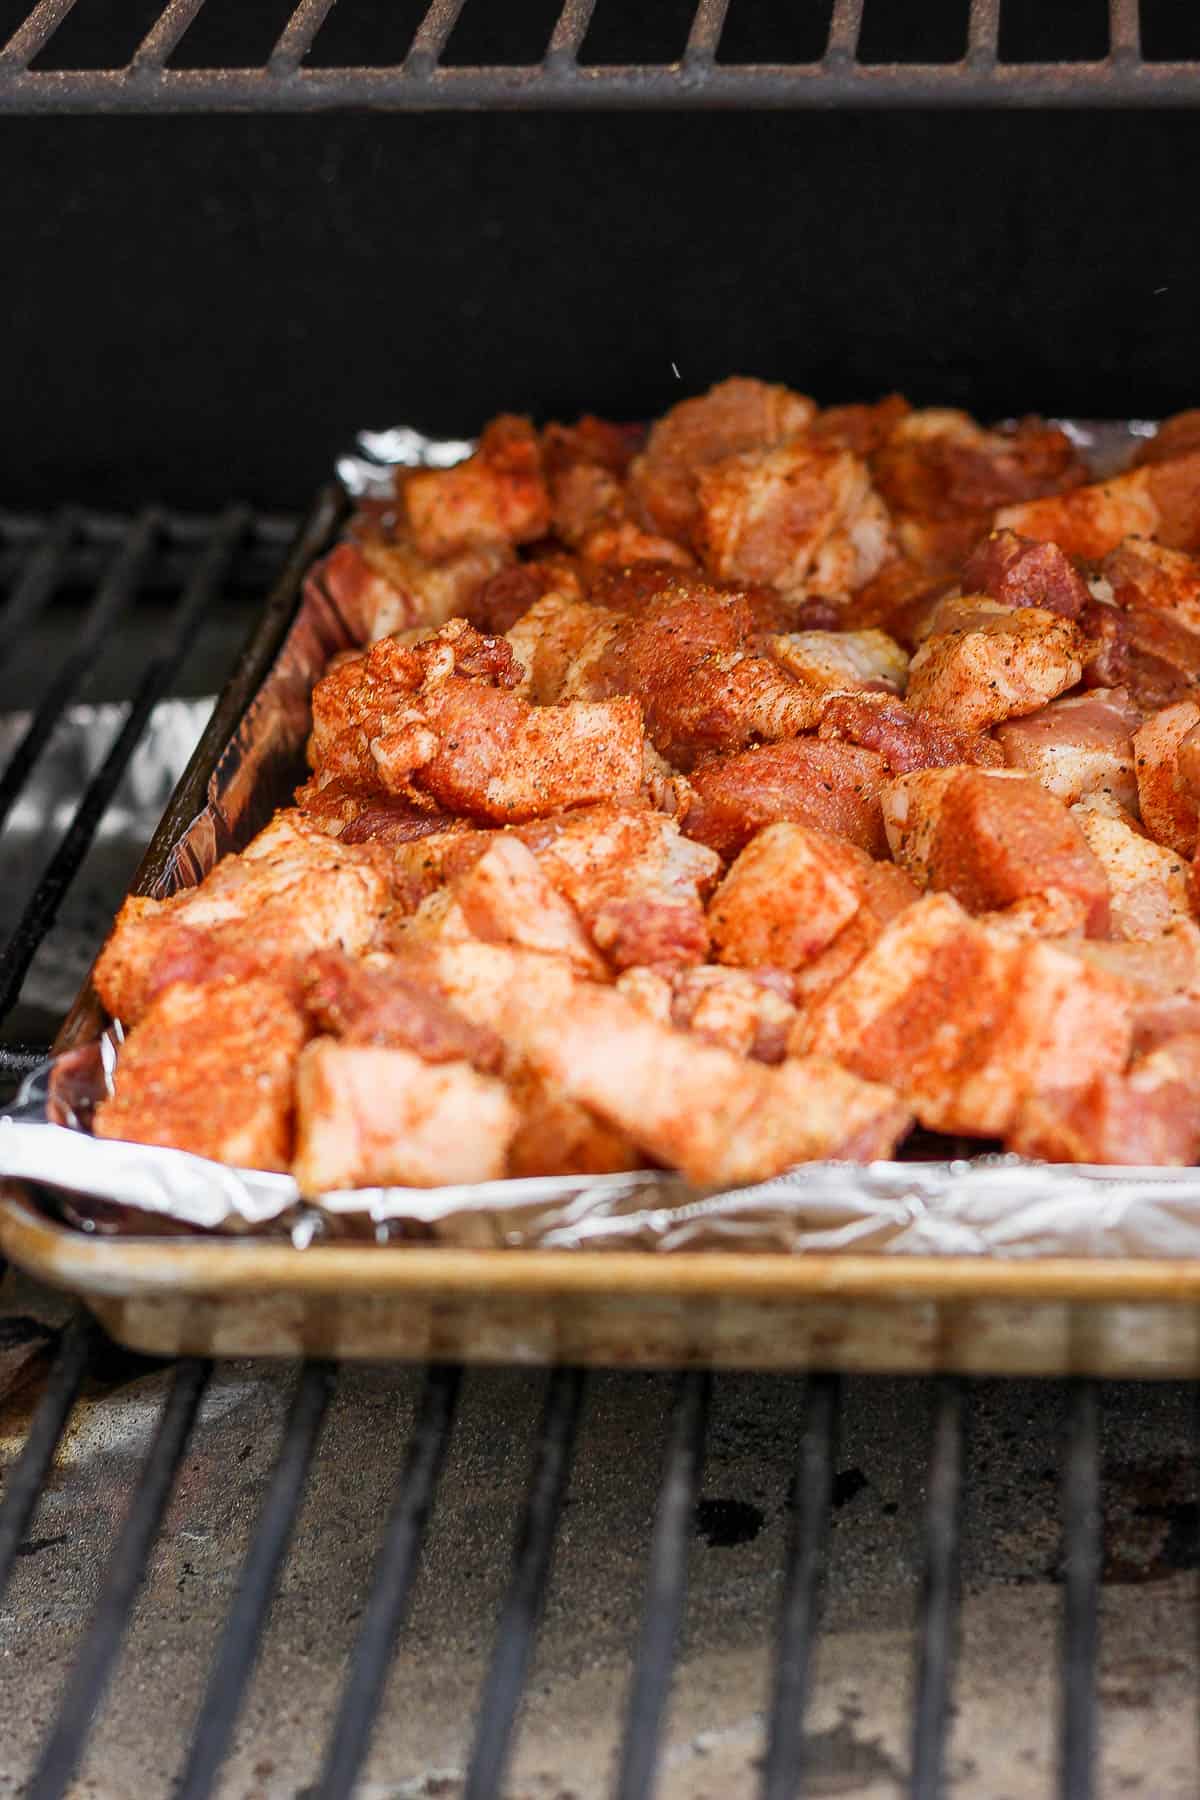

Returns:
762,1373,839,1800
131,0,209,70
2,0,1199,111
174,1362,336,1800
0,507,245,1025
270,0,341,73
26,1358,211,1800
615,1370,711,1800
0,1314,93,1602
1061,1381,1101,1800
911,1378,966,1799
0,510,76,655
316,1362,462,1800
0,510,159,840
462,1365,585,1800
546,0,597,68
0,0,79,70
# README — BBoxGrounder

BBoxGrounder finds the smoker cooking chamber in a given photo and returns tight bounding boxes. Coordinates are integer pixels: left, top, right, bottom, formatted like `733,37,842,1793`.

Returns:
3,3,1200,1793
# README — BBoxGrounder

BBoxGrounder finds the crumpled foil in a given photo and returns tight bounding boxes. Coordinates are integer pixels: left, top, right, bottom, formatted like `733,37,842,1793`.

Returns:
6,417,1200,1256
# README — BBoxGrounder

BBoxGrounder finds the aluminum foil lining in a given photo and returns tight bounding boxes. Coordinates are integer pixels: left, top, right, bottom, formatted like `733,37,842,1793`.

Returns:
6,415,1200,1257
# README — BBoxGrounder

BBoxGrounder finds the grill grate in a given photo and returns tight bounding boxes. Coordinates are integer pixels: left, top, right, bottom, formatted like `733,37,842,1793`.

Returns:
0,0,1199,112
0,512,1192,1795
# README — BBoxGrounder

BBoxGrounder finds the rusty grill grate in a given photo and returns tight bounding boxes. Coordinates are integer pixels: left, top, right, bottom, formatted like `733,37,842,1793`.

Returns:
0,507,1183,1797
0,0,1199,113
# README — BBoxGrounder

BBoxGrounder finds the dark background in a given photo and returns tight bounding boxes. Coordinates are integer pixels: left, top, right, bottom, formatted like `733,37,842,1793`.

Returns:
1,14,1197,510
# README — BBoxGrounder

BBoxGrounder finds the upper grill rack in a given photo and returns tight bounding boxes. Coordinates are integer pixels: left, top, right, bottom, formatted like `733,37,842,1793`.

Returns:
1,0,1198,113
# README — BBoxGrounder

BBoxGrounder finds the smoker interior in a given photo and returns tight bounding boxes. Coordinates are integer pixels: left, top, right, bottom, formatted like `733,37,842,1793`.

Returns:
4,3,1200,1795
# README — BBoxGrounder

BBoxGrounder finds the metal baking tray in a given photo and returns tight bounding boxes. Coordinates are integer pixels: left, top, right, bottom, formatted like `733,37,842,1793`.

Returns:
6,449,1200,1375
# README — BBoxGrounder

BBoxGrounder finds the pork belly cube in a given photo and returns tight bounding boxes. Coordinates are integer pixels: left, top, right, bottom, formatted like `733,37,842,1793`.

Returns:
1050,919,1200,1053
790,857,921,1008
995,687,1140,812
904,606,1085,731
617,963,798,1063
318,536,510,644
507,977,910,1184
1071,793,1191,940
1132,699,1200,855
995,468,1161,561
292,1041,516,1193
682,739,889,859
1103,538,1200,638
959,529,1090,618
401,416,550,559
816,691,1004,773
94,977,308,1172
882,767,1110,935
708,823,864,970
795,894,1132,1137
693,439,890,598
871,409,1086,519
1010,1035,1200,1166
94,811,392,1025
629,376,816,543
767,628,908,694
505,1066,641,1178
303,949,504,1071
435,834,607,976
521,804,720,970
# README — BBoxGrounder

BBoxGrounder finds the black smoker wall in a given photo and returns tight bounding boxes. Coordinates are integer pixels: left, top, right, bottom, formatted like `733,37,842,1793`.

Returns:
1,108,1196,509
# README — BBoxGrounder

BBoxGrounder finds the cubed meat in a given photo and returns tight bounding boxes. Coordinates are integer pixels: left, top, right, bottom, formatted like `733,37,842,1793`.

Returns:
872,410,1086,520
1010,1035,1200,1166
505,1066,641,1177
508,977,910,1183
708,823,866,970
94,977,308,1172
811,394,911,458
629,376,816,543
292,1040,517,1192
1132,699,1200,854
401,416,550,559
518,804,721,969
693,439,890,598
767,628,908,693
995,687,1141,812
1103,538,1200,638
94,811,392,1025
444,834,607,975
904,607,1085,731
617,964,798,1063
303,949,505,1071
317,536,509,644
682,739,888,859
796,894,1132,1137
1072,793,1192,940
816,691,1004,772
959,528,1090,618
995,468,1161,561
1051,919,1200,1053
882,767,1110,935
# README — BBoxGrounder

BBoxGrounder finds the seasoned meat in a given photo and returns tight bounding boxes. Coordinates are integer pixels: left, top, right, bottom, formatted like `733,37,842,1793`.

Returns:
882,767,1110,935
708,822,870,970
693,438,890,598
796,894,1132,1138
995,687,1140,812
1132,699,1200,855
1071,793,1192,940
996,468,1162,561
682,738,889,859
94,977,308,1172
617,963,798,1063
767,628,908,694
1010,1035,1200,1166
318,536,510,644
816,691,1004,773
303,948,505,1072
94,811,392,1025
293,1040,516,1192
401,416,550,558
905,606,1085,732
959,528,1090,619
629,376,816,543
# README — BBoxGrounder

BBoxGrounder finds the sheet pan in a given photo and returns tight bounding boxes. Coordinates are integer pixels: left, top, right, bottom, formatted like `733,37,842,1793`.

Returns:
4,426,1200,1372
